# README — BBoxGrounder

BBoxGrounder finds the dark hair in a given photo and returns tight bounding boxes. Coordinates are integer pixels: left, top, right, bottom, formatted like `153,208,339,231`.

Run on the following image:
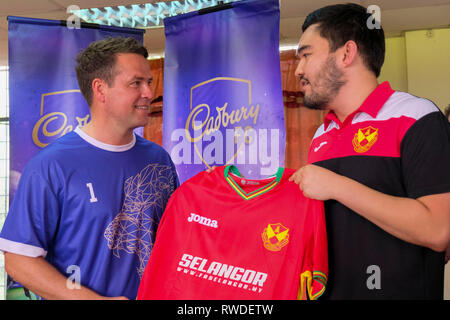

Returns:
302,3,385,77
75,37,148,106
444,105,450,119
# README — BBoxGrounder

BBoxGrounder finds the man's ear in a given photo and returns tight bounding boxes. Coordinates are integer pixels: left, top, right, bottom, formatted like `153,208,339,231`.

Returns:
339,40,358,68
91,78,106,104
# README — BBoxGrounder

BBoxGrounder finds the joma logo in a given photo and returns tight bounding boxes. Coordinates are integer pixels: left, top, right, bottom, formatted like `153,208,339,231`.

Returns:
187,213,218,229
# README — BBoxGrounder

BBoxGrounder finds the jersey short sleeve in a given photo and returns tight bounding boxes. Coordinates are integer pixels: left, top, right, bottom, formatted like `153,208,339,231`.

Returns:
400,109,450,199
0,168,60,257
298,199,328,300
310,203,328,300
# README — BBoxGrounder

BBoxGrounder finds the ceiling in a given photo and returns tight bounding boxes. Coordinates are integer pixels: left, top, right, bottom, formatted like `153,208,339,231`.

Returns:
0,0,449,65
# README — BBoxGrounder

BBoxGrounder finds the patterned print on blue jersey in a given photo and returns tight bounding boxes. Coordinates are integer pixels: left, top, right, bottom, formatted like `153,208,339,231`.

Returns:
104,163,176,278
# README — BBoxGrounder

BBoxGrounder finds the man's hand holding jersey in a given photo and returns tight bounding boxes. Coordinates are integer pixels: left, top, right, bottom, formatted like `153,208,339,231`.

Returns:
289,165,450,253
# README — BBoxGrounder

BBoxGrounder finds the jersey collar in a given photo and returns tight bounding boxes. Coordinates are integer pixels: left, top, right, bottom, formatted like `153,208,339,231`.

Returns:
324,81,395,130
224,165,284,200
74,127,136,152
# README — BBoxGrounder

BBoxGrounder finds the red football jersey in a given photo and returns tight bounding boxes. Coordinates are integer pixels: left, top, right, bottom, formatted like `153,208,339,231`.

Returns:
137,165,327,300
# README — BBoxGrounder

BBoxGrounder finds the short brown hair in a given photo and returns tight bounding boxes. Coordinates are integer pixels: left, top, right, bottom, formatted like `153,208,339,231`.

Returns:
75,37,148,106
444,104,450,119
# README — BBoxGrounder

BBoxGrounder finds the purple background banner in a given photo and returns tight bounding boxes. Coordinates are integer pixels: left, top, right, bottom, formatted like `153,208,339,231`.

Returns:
8,16,144,201
163,0,285,183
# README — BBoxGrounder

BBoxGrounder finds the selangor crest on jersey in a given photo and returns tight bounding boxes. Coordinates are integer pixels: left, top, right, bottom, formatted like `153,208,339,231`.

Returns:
352,126,378,153
262,223,289,251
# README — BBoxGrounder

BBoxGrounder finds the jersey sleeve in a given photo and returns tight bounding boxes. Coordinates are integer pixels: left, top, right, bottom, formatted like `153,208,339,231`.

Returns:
298,199,328,300
169,158,180,192
400,110,450,199
0,168,60,257
310,201,328,300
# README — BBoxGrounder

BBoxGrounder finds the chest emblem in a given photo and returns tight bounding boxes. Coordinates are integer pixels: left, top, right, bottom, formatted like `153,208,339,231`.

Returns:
262,223,289,251
352,126,378,153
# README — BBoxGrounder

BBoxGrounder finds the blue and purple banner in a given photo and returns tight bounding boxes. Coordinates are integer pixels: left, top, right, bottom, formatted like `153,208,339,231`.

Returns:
8,17,144,200
163,0,285,182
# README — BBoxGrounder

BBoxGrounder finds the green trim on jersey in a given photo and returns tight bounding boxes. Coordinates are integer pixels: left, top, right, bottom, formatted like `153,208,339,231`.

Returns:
224,165,284,200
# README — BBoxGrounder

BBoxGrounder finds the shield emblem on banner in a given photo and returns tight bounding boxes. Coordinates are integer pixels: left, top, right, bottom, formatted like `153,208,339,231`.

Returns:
32,90,90,148
186,77,258,168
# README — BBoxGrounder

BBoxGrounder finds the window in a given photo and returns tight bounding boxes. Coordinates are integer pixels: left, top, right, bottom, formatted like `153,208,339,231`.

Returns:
0,67,9,300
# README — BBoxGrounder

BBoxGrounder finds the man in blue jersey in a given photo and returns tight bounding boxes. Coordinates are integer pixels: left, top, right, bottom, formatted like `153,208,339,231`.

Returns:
0,37,179,299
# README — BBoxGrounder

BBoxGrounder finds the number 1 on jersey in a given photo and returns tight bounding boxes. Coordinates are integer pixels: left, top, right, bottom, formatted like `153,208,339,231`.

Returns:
86,183,98,203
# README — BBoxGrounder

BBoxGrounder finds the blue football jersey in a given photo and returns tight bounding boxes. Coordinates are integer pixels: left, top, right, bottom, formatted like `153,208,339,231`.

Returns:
0,127,179,299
